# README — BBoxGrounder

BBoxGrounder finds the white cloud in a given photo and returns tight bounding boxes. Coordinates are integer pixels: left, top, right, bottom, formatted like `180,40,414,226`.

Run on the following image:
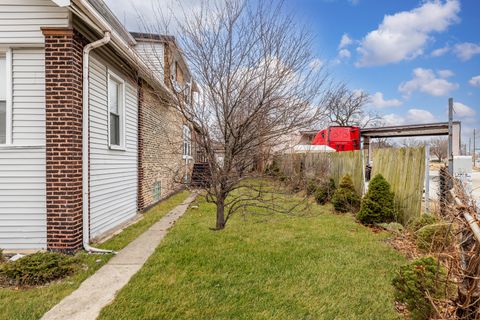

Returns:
469,75,480,88
399,68,459,97
338,33,353,49
383,113,405,126
452,102,476,117
338,49,351,59
308,58,324,71
437,69,454,78
406,109,437,123
383,108,437,126
431,45,450,57
356,0,460,67
370,92,402,108
454,42,480,61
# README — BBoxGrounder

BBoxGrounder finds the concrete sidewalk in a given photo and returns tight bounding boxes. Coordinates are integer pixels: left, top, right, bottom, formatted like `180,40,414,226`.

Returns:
41,193,197,320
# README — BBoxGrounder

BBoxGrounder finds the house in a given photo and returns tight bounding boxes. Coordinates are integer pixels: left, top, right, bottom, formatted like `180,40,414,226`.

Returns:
0,0,197,252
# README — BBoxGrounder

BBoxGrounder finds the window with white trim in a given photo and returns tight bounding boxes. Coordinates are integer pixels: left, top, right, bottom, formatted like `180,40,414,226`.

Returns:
0,54,6,144
183,125,191,158
108,71,125,148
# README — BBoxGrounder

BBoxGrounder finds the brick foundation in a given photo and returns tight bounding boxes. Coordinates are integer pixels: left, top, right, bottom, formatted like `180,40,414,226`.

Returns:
43,27,86,253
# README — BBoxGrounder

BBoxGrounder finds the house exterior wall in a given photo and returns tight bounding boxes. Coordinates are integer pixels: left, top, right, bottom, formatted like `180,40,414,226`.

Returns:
0,0,69,45
135,41,164,80
0,1,69,250
138,83,185,211
88,55,138,238
12,48,47,145
0,147,46,250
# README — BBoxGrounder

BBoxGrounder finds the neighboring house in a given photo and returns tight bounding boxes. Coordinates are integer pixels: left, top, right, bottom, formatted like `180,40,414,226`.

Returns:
0,0,196,252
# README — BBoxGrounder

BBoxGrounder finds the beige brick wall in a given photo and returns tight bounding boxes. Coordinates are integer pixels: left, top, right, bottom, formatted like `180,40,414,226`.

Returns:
139,83,189,211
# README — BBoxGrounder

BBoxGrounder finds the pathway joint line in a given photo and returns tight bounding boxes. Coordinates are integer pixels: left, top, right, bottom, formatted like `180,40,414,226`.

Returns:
41,192,197,320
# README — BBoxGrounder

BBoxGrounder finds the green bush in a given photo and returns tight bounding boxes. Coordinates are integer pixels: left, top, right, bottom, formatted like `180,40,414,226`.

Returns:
410,214,438,232
0,249,4,264
0,252,78,286
392,256,452,320
314,178,336,205
331,175,360,213
357,174,396,225
415,223,453,253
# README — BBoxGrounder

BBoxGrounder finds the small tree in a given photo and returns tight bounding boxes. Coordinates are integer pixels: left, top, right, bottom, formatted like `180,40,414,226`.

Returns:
357,174,395,225
331,175,360,213
430,137,448,162
324,83,381,127
141,0,330,229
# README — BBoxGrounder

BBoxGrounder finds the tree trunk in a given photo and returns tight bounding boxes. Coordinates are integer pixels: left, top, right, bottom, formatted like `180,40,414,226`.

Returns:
216,196,226,230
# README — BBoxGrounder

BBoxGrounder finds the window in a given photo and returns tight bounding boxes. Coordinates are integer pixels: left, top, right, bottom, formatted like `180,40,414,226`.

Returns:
152,181,161,202
183,125,191,158
108,71,125,148
0,54,6,144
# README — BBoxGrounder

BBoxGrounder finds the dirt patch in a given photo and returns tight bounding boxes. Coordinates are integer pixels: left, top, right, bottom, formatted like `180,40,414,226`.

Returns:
386,232,420,260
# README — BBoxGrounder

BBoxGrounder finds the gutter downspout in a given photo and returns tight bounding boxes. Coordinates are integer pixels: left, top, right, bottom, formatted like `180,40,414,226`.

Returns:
82,31,115,254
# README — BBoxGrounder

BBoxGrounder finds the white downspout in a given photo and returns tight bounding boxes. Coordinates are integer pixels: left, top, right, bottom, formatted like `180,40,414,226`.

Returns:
82,31,115,254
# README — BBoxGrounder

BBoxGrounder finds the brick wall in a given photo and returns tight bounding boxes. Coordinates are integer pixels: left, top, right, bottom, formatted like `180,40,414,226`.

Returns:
138,82,187,211
42,27,85,253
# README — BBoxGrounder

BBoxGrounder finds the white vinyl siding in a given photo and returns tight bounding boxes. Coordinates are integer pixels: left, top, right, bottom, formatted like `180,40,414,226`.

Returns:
0,0,69,44
0,147,46,250
89,55,138,238
135,41,164,81
12,48,45,145
0,46,47,250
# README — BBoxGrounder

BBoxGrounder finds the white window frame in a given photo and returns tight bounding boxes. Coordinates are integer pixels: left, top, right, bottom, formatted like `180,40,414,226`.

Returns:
0,48,12,146
182,124,192,160
107,69,126,150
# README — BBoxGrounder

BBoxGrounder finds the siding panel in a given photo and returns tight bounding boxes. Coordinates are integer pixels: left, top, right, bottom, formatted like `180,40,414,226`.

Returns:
89,56,138,238
0,147,46,250
0,0,68,44
12,48,46,145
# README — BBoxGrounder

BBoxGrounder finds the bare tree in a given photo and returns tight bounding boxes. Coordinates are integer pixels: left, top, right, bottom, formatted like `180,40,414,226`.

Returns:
323,83,380,128
397,138,424,148
371,138,393,149
141,0,329,229
430,137,448,162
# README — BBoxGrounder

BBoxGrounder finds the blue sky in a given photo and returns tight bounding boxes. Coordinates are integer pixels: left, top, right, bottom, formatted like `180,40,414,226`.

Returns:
106,0,480,142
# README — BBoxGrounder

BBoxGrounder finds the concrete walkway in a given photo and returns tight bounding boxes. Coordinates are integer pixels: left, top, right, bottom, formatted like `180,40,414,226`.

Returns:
41,193,197,320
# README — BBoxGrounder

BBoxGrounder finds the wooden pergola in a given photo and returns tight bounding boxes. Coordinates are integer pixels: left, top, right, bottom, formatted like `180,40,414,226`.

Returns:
362,121,462,163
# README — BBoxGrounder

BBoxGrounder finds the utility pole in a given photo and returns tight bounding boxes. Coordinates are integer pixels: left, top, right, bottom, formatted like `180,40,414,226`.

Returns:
474,128,476,168
448,98,454,176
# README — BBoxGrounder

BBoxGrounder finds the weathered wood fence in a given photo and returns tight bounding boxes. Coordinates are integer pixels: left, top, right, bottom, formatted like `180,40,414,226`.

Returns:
277,150,364,195
277,146,426,224
372,147,425,224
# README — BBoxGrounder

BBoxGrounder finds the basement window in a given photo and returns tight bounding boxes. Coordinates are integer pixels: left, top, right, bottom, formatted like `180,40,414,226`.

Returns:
108,70,125,149
152,181,161,202
183,125,191,159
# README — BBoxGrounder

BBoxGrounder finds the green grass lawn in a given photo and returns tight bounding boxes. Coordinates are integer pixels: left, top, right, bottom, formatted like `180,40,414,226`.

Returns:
99,195,406,320
0,190,190,320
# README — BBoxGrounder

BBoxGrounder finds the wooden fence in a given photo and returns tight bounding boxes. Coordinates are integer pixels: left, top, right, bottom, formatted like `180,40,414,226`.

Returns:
371,147,425,224
277,150,364,194
277,146,426,225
